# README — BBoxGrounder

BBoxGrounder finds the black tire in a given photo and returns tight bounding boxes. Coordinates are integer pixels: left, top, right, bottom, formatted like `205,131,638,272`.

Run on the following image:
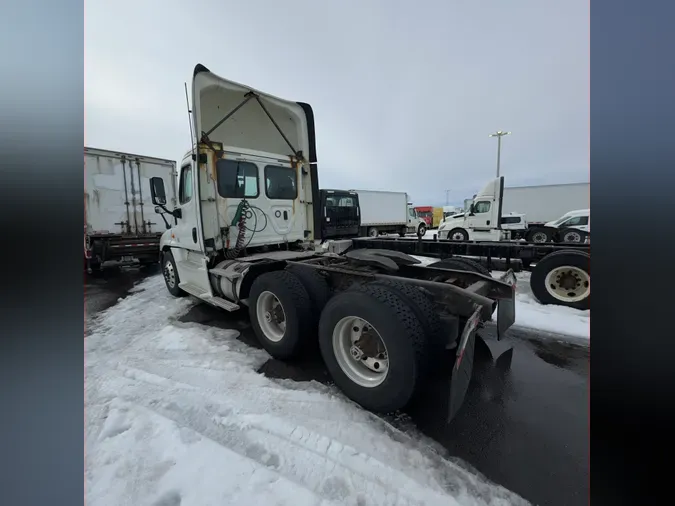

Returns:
427,257,489,275
285,264,332,316
161,251,187,297
448,228,469,241
249,270,313,359
368,227,379,237
527,228,552,243
318,283,429,413
427,257,497,315
417,224,427,237
559,228,586,244
365,280,443,358
530,251,590,310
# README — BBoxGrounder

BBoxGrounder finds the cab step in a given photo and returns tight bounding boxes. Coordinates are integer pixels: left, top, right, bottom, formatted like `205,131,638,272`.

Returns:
178,282,210,298
178,282,240,311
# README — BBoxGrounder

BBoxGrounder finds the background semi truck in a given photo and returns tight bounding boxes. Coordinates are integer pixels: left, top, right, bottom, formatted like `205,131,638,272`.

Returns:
84,147,176,271
353,190,426,237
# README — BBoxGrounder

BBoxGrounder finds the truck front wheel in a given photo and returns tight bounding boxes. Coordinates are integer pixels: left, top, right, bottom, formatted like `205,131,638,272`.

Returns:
161,251,187,297
417,223,427,237
448,228,469,241
368,227,379,237
249,270,313,359
318,284,428,413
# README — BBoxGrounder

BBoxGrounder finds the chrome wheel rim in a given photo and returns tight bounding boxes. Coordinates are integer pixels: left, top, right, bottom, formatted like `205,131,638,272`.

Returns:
532,232,548,243
544,266,590,303
256,291,286,342
163,260,176,288
332,316,389,388
451,231,465,241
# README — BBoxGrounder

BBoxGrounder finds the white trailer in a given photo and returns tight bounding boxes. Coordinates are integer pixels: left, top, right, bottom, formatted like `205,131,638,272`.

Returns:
353,190,426,237
501,182,590,225
84,147,177,271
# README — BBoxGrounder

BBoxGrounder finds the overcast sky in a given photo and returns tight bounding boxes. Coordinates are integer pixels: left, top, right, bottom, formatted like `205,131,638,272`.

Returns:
85,0,588,207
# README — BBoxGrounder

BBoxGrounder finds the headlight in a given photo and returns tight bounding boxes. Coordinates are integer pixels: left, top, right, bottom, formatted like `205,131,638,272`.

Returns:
438,223,446,231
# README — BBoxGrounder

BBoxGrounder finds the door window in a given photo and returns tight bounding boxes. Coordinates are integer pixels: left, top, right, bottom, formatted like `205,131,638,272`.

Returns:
265,165,297,200
179,165,193,204
560,215,589,227
216,160,259,198
474,201,491,214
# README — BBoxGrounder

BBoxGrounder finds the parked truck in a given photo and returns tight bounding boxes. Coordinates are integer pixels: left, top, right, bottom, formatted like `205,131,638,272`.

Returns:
353,190,427,237
148,64,517,422
319,189,360,240
440,181,590,244
84,147,176,272
414,206,434,228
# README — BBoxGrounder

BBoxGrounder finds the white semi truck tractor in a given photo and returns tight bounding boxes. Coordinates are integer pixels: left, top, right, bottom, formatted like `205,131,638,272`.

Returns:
148,64,517,421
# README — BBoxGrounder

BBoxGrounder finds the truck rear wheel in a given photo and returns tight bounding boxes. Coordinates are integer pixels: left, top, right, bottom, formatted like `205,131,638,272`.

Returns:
161,251,187,297
318,284,428,413
531,251,590,310
448,228,469,241
368,227,379,237
285,264,332,319
527,228,552,243
249,270,313,359
559,228,586,243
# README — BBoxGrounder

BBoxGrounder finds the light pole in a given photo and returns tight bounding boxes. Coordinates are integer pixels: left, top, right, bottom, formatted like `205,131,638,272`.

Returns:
489,130,511,178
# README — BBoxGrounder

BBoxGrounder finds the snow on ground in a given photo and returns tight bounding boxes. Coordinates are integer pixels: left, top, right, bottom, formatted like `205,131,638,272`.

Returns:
86,275,528,506
411,256,590,342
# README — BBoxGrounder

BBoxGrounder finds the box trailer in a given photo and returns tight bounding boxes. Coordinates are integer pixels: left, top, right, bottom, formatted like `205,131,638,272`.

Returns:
84,147,177,271
353,190,426,237
501,182,590,225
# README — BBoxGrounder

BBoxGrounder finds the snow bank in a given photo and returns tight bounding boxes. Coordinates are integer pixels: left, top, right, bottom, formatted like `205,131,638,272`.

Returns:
86,275,528,506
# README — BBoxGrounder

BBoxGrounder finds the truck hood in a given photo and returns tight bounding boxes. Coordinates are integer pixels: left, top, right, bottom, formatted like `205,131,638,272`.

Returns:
191,64,316,164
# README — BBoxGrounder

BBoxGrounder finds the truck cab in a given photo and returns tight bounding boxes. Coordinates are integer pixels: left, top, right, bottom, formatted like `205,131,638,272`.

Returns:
437,177,510,242
320,189,360,239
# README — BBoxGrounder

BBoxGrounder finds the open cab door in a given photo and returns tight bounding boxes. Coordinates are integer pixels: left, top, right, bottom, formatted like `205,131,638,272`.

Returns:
191,64,320,256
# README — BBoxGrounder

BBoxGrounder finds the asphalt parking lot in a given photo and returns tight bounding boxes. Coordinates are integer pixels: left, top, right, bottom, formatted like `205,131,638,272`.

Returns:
85,267,589,506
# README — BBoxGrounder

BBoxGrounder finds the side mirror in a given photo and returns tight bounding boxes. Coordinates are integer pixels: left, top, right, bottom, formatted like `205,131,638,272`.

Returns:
150,177,167,205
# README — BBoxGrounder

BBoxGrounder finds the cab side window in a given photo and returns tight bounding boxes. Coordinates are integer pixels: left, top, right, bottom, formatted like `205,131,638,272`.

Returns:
179,165,193,204
474,201,491,213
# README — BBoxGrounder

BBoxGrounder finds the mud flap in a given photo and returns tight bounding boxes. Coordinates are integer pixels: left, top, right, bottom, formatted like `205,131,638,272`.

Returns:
448,306,481,422
497,269,517,340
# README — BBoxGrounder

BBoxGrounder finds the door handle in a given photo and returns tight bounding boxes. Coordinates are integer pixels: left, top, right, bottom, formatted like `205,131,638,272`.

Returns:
192,228,197,243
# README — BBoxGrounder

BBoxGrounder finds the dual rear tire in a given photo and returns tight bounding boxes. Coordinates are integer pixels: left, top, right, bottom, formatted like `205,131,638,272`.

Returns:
248,269,435,413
